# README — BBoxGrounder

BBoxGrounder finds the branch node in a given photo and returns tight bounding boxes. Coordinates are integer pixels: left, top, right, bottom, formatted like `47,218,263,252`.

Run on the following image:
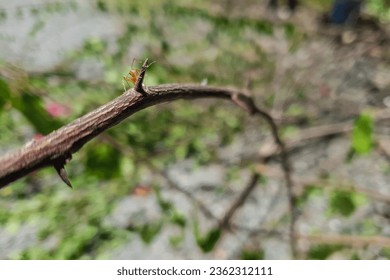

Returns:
231,93,257,115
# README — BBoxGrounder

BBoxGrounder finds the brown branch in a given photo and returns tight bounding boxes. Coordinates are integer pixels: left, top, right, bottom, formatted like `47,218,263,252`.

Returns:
0,84,235,188
0,87,289,191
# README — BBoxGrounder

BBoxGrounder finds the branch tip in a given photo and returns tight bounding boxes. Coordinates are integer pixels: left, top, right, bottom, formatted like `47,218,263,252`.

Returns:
134,58,155,95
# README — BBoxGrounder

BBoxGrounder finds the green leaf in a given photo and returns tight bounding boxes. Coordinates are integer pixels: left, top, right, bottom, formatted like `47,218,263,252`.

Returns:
169,210,186,228
154,186,173,212
0,9,7,22
296,185,322,207
328,189,357,217
194,222,221,253
19,247,50,260
352,114,373,155
85,143,121,179
308,244,344,260
284,23,295,39
241,248,264,260
381,248,390,259
83,37,106,56
169,231,185,247
138,221,163,244
55,238,83,259
29,20,45,37
96,0,108,12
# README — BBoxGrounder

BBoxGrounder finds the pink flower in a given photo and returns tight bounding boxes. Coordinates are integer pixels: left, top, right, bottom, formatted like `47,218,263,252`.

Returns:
45,102,71,118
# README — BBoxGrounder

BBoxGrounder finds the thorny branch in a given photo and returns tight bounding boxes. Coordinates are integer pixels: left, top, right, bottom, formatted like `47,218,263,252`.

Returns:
0,59,296,256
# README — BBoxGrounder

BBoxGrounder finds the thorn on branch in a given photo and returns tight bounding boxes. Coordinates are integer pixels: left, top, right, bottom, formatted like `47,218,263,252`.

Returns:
134,58,154,96
53,156,73,188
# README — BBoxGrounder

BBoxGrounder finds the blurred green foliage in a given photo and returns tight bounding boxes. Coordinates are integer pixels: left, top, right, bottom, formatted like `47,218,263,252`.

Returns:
367,0,390,21
302,0,390,21
308,244,345,260
296,185,322,207
240,248,264,260
194,224,221,253
0,78,11,110
352,114,373,155
328,189,367,217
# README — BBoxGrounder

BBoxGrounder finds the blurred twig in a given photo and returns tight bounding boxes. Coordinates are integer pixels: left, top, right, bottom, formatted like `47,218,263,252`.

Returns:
230,93,297,258
219,173,260,230
256,164,390,204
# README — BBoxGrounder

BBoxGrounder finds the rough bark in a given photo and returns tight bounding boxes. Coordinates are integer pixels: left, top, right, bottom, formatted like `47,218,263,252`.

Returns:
0,84,242,188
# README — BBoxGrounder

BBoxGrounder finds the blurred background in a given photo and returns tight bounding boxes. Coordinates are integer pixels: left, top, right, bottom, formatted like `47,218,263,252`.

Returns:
0,0,389,259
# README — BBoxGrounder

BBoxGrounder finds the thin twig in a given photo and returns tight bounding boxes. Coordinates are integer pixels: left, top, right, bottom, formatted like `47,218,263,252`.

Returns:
219,173,260,230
